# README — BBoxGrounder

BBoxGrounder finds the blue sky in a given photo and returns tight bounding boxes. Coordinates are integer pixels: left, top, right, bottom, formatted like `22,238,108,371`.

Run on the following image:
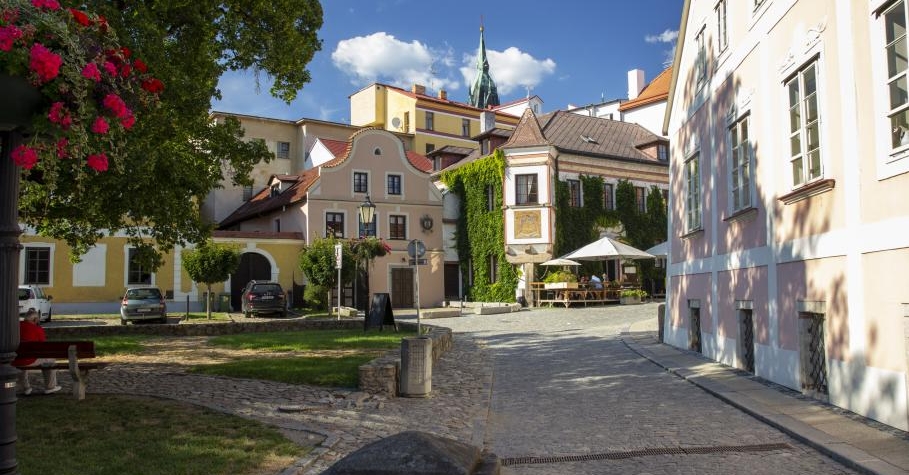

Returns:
211,0,684,123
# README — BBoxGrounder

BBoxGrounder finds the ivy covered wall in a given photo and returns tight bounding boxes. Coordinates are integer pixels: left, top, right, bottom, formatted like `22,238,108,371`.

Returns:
440,149,517,302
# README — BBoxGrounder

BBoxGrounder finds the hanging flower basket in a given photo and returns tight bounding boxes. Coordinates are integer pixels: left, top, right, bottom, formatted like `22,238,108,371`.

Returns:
1,0,162,175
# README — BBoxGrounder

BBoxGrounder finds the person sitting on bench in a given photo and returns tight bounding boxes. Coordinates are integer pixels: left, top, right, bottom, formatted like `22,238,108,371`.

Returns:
14,309,60,395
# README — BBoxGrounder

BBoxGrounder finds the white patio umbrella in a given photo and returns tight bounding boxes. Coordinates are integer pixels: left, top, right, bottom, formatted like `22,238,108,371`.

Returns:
540,258,582,266
645,241,668,258
562,236,655,261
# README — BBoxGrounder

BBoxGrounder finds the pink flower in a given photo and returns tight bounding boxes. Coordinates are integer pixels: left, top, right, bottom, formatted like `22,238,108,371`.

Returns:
69,8,90,26
81,62,101,82
120,114,135,130
47,101,72,129
91,116,109,134
31,0,60,10
0,25,22,52
102,61,117,76
102,94,129,118
141,78,164,94
56,138,68,158
11,145,39,169
86,153,108,172
28,43,63,83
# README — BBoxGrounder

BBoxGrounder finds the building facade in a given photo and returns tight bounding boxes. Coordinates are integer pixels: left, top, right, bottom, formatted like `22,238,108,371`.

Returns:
664,0,909,430
502,109,670,298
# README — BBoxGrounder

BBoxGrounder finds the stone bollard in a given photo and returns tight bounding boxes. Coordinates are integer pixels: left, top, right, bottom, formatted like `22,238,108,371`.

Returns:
658,303,666,343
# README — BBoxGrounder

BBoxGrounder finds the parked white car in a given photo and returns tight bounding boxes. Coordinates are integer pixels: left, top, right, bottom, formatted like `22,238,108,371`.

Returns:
18,285,52,322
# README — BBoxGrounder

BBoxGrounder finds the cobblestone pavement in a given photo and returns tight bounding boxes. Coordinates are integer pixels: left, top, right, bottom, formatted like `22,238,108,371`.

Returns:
431,303,858,475
79,303,862,474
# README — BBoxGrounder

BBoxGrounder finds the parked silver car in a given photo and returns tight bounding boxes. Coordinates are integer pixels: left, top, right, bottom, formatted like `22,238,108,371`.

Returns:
18,285,52,322
120,287,167,324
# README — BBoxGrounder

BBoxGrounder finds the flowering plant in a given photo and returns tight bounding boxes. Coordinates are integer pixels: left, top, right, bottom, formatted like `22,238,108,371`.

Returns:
0,0,162,177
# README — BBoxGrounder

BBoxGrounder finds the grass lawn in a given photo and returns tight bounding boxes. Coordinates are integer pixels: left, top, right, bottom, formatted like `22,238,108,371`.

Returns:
17,395,308,475
194,329,417,387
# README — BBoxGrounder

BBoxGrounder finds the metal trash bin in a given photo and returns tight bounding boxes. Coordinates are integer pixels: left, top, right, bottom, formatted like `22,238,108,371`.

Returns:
399,336,432,397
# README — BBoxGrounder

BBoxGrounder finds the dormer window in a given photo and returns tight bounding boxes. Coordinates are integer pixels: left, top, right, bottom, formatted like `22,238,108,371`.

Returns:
270,183,281,198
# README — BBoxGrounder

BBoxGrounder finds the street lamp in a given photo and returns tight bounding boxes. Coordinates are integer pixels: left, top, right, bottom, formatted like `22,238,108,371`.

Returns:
358,195,376,236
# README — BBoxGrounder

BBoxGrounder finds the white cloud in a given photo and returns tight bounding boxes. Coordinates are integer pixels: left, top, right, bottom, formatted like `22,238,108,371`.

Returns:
459,47,556,96
331,32,460,92
645,29,679,44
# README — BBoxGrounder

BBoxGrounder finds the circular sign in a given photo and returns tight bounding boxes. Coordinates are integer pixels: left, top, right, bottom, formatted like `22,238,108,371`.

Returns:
407,239,426,258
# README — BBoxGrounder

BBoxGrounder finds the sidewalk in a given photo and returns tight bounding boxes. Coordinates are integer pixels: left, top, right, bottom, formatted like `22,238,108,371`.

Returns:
622,321,909,475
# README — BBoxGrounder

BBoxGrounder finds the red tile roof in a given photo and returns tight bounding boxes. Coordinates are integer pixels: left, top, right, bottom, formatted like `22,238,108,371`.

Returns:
218,169,319,229
619,67,672,112
316,138,350,157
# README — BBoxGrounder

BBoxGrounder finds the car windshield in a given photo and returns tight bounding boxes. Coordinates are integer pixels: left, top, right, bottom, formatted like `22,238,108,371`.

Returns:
126,289,161,299
253,284,282,294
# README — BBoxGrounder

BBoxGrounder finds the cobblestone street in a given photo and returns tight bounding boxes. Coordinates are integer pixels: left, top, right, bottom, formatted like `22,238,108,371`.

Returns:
436,304,856,474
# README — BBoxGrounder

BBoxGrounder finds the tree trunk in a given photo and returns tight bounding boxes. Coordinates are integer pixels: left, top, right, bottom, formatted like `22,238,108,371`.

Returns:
206,284,213,319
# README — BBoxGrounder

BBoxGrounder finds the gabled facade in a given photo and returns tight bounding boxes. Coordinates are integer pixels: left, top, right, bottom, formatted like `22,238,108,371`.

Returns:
221,128,445,309
502,109,670,298
349,82,520,156
664,0,909,431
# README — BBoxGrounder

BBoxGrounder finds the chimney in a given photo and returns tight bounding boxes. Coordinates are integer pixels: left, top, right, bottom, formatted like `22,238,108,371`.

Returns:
627,69,645,99
480,111,495,133
438,89,447,100
412,84,426,95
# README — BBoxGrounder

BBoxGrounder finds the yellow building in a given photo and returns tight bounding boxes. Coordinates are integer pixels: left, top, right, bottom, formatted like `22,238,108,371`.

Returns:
349,82,520,156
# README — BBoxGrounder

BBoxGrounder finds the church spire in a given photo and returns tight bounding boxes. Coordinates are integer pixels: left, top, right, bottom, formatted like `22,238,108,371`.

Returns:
469,25,500,109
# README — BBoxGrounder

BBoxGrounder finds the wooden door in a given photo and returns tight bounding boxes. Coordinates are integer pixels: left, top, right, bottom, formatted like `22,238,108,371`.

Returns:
390,267,414,308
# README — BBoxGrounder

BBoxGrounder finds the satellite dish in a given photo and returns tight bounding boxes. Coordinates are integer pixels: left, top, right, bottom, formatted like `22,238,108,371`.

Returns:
391,117,401,129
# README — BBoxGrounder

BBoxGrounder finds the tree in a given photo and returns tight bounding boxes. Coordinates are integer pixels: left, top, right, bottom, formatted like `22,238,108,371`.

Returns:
182,242,241,319
17,0,324,268
298,238,356,312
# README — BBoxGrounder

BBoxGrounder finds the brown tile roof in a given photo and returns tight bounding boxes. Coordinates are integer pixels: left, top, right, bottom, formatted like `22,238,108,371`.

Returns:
426,145,476,158
406,151,433,172
618,67,672,112
218,169,319,229
507,110,666,163
504,109,548,148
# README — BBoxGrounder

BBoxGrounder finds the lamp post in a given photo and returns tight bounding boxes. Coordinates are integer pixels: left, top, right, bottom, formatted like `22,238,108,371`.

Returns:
357,196,376,312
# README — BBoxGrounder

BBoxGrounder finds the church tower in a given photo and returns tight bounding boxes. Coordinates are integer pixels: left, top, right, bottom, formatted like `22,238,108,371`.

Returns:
468,26,500,109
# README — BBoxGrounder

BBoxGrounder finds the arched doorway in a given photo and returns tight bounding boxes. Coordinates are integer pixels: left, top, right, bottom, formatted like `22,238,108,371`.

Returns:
230,252,272,311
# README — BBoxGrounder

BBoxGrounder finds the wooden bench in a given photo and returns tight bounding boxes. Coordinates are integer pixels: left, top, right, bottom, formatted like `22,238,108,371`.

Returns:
15,341,109,400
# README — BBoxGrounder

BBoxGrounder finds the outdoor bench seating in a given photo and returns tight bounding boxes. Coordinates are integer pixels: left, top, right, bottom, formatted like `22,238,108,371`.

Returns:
14,340,109,400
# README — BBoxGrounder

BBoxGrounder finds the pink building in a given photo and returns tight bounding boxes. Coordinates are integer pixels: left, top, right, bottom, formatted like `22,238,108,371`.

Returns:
664,0,909,430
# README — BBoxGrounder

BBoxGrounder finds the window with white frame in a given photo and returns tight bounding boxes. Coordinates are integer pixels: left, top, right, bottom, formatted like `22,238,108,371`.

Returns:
326,212,344,238
657,143,669,161
276,141,290,159
568,179,581,207
884,2,909,150
515,174,538,205
635,186,647,213
685,153,702,231
24,246,50,285
353,172,368,193
695,27,707,90
786,61,822,187
387,174,402,195
716,0,728,52
127,248,152,285
729,114,753,211
389,215,406,240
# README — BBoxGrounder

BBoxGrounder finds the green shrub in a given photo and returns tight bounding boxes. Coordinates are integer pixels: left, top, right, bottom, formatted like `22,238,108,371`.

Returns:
620,289,648,298
543,270,578,283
